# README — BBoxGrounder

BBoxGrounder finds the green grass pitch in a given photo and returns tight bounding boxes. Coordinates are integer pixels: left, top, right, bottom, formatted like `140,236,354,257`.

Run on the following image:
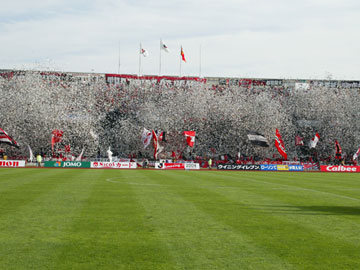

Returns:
1,168,360,269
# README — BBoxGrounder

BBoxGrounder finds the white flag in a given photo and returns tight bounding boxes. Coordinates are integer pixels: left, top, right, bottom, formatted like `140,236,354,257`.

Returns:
353,146,360,161
142,128,153,149
28,145,35,162
76,148,84,161
309,133,320,148
141,47,149,57
160,40,169,52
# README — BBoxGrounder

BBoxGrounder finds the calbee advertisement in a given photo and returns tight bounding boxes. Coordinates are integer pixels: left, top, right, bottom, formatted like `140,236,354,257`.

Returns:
320,165,360,173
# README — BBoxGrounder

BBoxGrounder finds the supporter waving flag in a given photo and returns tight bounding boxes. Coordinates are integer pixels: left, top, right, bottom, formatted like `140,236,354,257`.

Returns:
184,131,196,147
335,140,342,159
142,128,152,149
275,129,287,160
309,133,320,148
353,146,360,161
51,129,63,152
0,127,19,148
152,129,160,159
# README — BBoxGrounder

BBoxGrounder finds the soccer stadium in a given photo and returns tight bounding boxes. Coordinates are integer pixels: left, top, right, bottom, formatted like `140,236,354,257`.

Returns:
1,68,360,269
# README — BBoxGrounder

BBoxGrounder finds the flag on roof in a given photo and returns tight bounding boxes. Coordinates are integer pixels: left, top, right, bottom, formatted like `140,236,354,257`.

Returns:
181,46,186,62
160,40,169,52
140,46,149,57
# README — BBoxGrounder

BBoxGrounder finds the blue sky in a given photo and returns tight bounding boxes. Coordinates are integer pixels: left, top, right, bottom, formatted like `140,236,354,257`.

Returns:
1,0,360,79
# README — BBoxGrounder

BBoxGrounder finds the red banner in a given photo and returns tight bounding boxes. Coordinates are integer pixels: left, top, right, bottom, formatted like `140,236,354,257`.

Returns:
320,165,360,173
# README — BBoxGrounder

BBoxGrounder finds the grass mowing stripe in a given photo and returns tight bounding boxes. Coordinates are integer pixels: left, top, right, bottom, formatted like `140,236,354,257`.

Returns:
0,169,98,270
201,172,360,241
0,169,78,218
203,171,360,202
52,169,175,270
131,170,293,270
158,171,360,269
255,172,360,200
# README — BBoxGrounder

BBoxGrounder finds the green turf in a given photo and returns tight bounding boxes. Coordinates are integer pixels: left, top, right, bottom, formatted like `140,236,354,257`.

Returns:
0,169,360,269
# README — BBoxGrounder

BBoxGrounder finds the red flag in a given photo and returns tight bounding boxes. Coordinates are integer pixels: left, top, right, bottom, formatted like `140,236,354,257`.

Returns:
295,135,304,146
181,46,186,62
184,131,195,147
275,129,287,160
51,129,63,151
152,130,159,159
335,140,342,159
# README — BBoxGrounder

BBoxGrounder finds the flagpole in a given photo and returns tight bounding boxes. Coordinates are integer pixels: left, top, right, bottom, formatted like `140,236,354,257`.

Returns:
118,41,121,74
199,44,202,78
138,43,141,76
159,39,162,76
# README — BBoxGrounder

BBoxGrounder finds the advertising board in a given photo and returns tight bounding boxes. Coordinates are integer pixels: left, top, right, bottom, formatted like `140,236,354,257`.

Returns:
260,164,278,171
44,161,91,168
217,164,260,170
155,163,185,169
184,163,200,170
288,165,304,171
277,165,289,171
320,165,360,173
0,160,26,168
90,162,137,169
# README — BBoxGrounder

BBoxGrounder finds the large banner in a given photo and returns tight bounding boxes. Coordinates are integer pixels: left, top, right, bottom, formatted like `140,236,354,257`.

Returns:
44,161,91,168
217,164,260,170
320,165,360,173
0,160,25,168
91,162,137,169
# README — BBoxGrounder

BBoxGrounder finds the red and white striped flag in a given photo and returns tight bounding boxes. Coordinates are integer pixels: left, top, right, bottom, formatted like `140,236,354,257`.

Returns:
0,127,19,148
309,133,320,148
275,129,287,160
